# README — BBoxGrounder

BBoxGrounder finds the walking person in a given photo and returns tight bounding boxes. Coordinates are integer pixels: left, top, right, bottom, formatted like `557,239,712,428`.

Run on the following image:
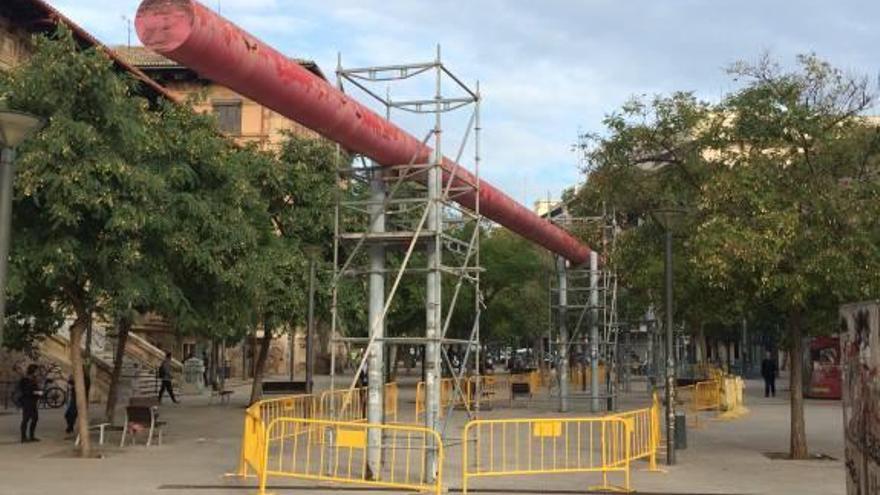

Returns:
761,351,777,398
19,364,42,443
158,352,179,404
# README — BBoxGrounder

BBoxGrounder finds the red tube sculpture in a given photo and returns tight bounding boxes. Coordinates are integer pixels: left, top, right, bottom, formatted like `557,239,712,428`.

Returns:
136,0,592,265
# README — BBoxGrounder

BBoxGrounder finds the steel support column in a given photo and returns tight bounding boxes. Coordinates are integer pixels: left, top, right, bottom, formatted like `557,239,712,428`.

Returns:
557,256,569,413
424,54,443,481
367,165,386,478
589,251,600,412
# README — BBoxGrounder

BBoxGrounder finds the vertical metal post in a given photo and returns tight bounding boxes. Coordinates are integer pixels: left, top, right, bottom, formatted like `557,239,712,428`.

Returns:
589,251,600,412
288,330,295,381
0,148,14,349
741,318,748,376
664,228,676,465
367,164,386,478
306,257,316,393
473,84,482,416
424,48,443,481
557,256,569,413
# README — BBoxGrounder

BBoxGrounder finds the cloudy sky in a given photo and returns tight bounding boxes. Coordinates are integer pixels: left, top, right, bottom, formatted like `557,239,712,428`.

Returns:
51,0,879,207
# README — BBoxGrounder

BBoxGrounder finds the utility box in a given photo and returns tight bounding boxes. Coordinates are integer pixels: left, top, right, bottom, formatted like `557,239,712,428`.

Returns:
674,412,687,449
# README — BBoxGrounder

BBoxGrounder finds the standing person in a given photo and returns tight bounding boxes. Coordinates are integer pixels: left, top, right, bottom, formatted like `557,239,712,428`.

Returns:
158,352,179,404
64,369,91,435
761,351,778,398
19,364,42,443
202,349,210,388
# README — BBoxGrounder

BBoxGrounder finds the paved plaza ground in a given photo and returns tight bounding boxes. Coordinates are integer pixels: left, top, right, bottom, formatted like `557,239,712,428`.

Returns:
0,373,845,495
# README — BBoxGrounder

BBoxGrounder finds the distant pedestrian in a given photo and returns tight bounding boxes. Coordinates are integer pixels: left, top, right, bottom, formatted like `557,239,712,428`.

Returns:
761,351,777,398
158,352,179,404
19,364,41,443
202,349,210,387
64,369,91,435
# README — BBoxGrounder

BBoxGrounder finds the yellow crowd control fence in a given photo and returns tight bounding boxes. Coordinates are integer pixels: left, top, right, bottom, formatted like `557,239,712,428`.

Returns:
610,393,661,470
676,379,722,428
462,416,632,494
570,365,608,389
318,383,400,423
260,418,443,495
415,377,475,419
694,380,722,412
237,394,317,477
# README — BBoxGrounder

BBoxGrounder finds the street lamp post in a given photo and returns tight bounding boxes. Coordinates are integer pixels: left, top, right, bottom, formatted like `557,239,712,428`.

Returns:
652,207,685,466
0,109,44,349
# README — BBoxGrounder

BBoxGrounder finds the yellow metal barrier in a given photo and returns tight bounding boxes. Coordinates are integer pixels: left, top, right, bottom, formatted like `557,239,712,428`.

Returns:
462,416,632,493
319,383,399,423
260,418,443,495
415,377,473,419
467,375,498,408
694,380,721,412
237,394,317,477
610,393,662,471
320,387,366,422
570,365,607,389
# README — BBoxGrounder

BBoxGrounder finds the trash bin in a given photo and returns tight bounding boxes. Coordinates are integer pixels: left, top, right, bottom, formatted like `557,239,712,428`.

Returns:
675,412,687,449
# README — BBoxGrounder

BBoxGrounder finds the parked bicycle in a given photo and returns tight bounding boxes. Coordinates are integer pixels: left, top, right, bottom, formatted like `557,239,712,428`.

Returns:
9,360,67,409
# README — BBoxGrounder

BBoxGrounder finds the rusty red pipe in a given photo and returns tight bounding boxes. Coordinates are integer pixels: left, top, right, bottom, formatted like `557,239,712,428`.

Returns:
135,0,592,265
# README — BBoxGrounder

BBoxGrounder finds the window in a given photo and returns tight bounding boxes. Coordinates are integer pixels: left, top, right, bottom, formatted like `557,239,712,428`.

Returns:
212,100,242,135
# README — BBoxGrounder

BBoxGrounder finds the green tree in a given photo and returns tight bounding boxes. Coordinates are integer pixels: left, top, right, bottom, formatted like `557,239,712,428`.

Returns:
0,28,163,456
244,134,339,403
693,55,880,458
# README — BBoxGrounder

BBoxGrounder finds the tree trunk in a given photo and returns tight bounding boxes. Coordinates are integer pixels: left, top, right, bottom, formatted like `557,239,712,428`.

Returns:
104,319,131,424
696,323,707,364
69,316,91,457
789,308,808,459
249,326,273,405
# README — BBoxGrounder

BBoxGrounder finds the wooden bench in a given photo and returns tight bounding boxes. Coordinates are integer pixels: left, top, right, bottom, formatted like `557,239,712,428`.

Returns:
261,381,309,395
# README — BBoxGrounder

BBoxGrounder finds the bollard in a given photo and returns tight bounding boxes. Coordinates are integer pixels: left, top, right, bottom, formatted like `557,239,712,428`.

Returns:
674,412,687,449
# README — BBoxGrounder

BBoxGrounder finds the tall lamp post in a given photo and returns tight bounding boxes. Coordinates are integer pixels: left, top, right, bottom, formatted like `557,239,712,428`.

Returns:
0,109,44,349
651,207,685,466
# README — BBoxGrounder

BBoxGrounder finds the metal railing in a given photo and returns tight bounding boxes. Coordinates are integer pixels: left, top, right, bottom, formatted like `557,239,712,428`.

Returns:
260,418,443,495
462,416,631,493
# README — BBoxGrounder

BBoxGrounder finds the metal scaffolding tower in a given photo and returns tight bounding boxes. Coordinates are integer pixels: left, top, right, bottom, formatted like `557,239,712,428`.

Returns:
549,207,619,412
329,47,483,481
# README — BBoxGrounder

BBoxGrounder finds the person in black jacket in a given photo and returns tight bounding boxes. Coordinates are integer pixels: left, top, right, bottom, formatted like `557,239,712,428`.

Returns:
19,364,42,443
158,352,178,404
761,351,778,398
65,369,91,435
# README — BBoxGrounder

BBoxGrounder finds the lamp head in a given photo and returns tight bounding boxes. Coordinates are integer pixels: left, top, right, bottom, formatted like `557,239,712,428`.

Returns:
651,207,687,231
0,102,44,148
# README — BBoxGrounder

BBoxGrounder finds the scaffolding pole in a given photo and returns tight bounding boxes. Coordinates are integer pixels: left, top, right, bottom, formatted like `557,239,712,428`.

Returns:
557,256,569,413
366,165,385,478
589,251,600,412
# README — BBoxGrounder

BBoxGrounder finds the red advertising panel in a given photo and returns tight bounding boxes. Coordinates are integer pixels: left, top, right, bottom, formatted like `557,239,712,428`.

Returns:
805,336,842,399
840,302,880,494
